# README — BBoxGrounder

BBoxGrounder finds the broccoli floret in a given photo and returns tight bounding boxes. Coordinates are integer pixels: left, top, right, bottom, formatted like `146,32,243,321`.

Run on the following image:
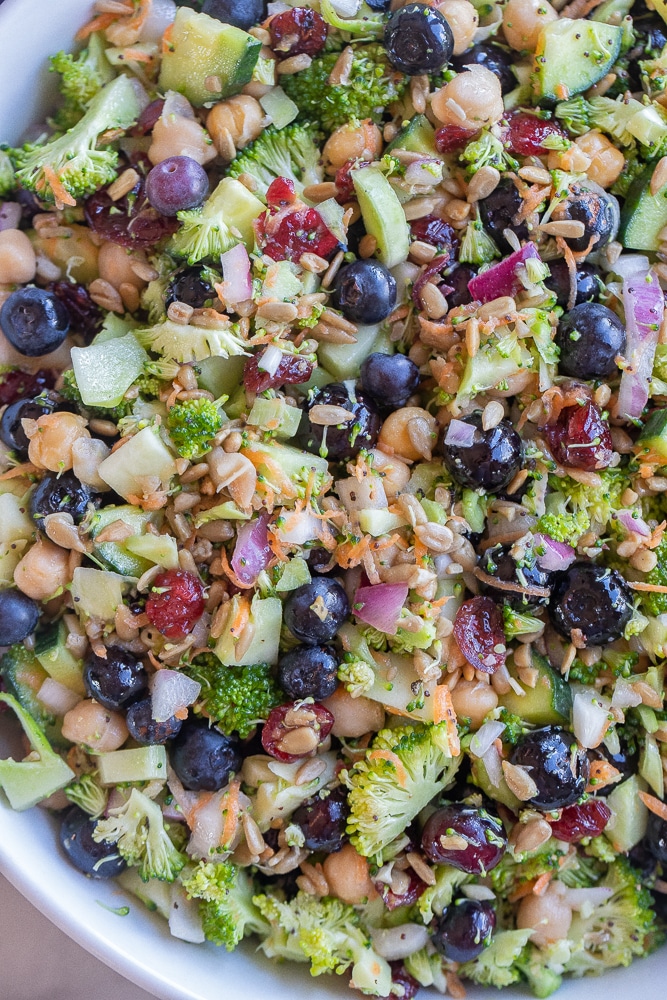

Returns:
460,130,519,175
459,928,534,990
536,470,628,544
0,148,16,196
0,644,64,750
496,707,525,745
638,532,667,616
459,216,500,265
338,655,375,698
554,96,593,136
168,175,256,264
166,396,225,460
135,318,248,364
280,45,408,134
253,890,392,996
93,788,185,883
503,606,545,640
180,860,268,950
569,648,638,684
13,75,139,206
490,846,565,898
227,122,323,202
65,770,108,818
183,654,283,739
514,944,563,997
403,949,448,991
357,612,437,656
49,33,114,130
344,721,460,860
558,852,604,887
416,864,471,924
0,692,75,812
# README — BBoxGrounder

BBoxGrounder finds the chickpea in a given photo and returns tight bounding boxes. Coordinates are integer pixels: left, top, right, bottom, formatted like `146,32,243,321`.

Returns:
0,229,36,285
207,96,264,161
14,538,71,601
72,437,112,491
377,406,438,462
502,0,557,51
370,448,411,498
323,843,378,904
148,111,216,167
97,241,149,292
321,687,385,738
61,699,129,752
31,223,99,286
28,411,90,472
436,0,479,55
517,882,572,948
431,66,504,131
547,144,592,174
323,120,383,172
450,680,498,729
574,130,625,189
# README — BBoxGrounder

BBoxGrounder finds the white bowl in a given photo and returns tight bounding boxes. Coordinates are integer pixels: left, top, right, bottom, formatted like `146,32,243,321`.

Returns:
0,2,665,997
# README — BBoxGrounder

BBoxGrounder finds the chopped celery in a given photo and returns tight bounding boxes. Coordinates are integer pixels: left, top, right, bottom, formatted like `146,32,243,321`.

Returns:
215,594,282,665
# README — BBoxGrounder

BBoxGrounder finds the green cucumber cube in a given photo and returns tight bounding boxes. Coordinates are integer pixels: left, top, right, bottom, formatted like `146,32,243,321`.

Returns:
71,333,149,408
98,745,167,786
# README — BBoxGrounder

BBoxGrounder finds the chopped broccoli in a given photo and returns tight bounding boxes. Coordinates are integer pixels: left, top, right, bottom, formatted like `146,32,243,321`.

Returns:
227,122,322,202
183,654,283,739
459,216,500,265
0,148,16,196
13,75,139,206
59,367,135,421
403,948,448,992
49,33,114,130
490,846,565,898
357,612,436,656
338,655,375,698
253,890,392,996
503,606,545,640
558,852,604,888
554,96,593,136
93,787,185,883
459,928,534,990
416,864,471,924
460,130,519,175
637,532,667,616
0,643,64,750
168,175,260,265
0,692,75,812
569,648,638,684
135,318,248,364
319,0,385,37
166,396,225,460
65,770,108,818
180,860,268,950
535,470,628,544
496,708,525,745
514,944,564,997
344,721,460,860
280,45,408,134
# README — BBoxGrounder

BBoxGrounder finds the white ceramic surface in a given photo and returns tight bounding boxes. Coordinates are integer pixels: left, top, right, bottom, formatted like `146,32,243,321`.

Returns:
0,1,664,997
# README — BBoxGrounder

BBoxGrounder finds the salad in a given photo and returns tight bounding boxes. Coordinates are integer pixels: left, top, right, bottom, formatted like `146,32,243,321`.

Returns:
3,0,667,995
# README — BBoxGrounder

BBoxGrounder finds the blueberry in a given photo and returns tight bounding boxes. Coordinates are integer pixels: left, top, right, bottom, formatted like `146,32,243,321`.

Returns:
301,383,381,462
126,697,183,745
481,543,551,608
292,786,349,852
442,412,523,493
284,578,350,645
83,645,148,711
165,266,216,310
432,899,496,963
145,156,209,216
201,0,266,29
478,179,529,252
548,561,633,646
545,259,603,310
59,806,126,879
0,589,40,644
444,264,477,309
421,804,506,873
385,3,454,75
0,391,60,457
365,0,392,8
278,645,339,701
551,183,620,253
0,287,70,357
511,727,589,811
556,302,626,380
29,470,98,531
646,810,667,865
451,43,515,93
332,260,397,325
170,719,242,791
360,353,420,411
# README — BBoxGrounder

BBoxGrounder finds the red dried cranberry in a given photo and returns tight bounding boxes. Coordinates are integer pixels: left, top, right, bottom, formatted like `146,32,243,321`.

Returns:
145,570,205,640
502,112,567,158
258,207,340,263
270,7,328,57
84,170,179,249
410,215,458,254
435,124,479,154
266,176,297,211
261,701,335,762
334,159,370,205
380,965,420,1000
243,352,313,393
0,369,55,406
129,99,165,137
48,281,103,342
379,868,427,911
544,400,613,471
549,799,611,843
453,596,506,674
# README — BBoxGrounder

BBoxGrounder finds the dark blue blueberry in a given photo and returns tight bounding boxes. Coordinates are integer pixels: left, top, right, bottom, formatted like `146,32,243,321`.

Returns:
302,382,380,461
365,0,392,8
481,543,551,608
544,259,603,310
0,589,40,644
552,184,619,253
59,806,126,879
332,260,397,325
478,179,529,252
284,577,350,645
170,719,242,791
292,786,349,852
83,645,148,711
385,3,454,75
442,411,523,493
126,697,183,745
451,43,515,93
444,264,477,309
511,727,589,811
202,0,266,29
556,302,626,380
165,266,216,310
0,287,70,357
549,561,633,646
29,470,98,531
645,811,667,866
432,899,496,962
360,352,420,411
278,644,339,701
0,391,60,457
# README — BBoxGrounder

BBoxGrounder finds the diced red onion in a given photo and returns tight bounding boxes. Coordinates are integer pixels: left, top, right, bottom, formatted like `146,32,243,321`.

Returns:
139,0,176,44
404,158,443,187
232,512,272,587
616,266,664,420
220,243,252,305
257,344,283,376
36,678,82,716
151,669,201,723
615,508,651,538
572,690,611,749
482,743,503,787
533,533,576,572
562,887,613,911
467,243,541,304
168,885,205,943
611,677,642,710
353,582,409,635
0,202,21,232
470,719,506,758
445,418,477,448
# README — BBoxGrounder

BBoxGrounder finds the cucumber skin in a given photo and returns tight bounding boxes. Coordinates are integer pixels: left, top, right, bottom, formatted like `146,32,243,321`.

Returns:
636,408,667,461
533,19,622,102
620,166,667,252
499,652,572,725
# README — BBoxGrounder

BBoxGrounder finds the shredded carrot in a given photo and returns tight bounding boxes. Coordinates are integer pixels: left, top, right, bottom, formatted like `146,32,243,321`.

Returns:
336,534,371,569
413,535,428,567
41,166,76,209
161,21,174,54
121,47,155,62
174,706,189,721
533,871,553,896
586,759,621,792
0,463,37,480
147,649,162,671
433,684,460,755
184,790,213,829
221,779,241,848
639,790,667,821
217,548,255,591
369,750,407,787
517,182,551,222
75,11,118,39
508,879,538,903
629,581,667,594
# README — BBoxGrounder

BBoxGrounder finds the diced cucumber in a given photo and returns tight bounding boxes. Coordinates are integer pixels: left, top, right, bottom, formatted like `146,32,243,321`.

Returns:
462,490,487,535
125,533,179,570
405,461,449,497
639,733,664,798
71,567,125,620
275,557,311,592
214,594,282,665
0,492,34,546
247,397,302,439
604,774,648,852
241,439,329,489
620,165,667,251
498,652,572,725
158,8,261,106
194,502,249,527
317,323,393,381
590,0,634,22
97,426,177,501
358,509,408,536
366,649,437,722
0,693,75,811
532,19,622,102
352,166,411,268
315,198,347,245
259,86,298,129
89,505,157,577
635,407,667,462
470,756,521,812
70,333,149,408
625,103,667,152
197,355,245,398
212,177,265,250
97,745,167,786
260,260,302,303
34,622,85,696
386,114,437,156
0,650,66,750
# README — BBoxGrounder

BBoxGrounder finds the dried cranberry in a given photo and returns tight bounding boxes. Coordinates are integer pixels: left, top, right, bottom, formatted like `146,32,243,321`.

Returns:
435,124,479,154
243,352,313,393
543,400,613,471
145,570,205,640
130,99,165,137
379,868,427,911
48,281,103,341
334,159,370,205
266,177,298,211
261,701,334,763
270,7,328,57
0,369,55,406
85,172,179,249
453,596,506,674
502,112,567,158
381,965,420,1000
549,799,611,843
258,207,340,263
410,215,458,254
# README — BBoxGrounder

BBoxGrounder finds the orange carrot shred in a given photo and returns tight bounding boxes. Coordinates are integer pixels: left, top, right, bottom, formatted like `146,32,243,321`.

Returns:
0,463,37,480
639,790,667,822
433,685,460,756
369,750,408,787
508,879,538,903
75,11,118,39
221,779,241,848
533,871,553,896
42,166,76,209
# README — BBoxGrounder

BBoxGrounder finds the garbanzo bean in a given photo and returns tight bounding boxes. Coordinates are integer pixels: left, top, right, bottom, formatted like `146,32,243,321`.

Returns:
575,130,626,189
431,66,504,131
31,223,99,286
148,110,217,167
61,699,129,752
14,538,71,601
0,229,36,285
323,843,378,904
98,241,148,292
517,882,572,947
437,0,479,55
321,686,385,738
377,406,438,462
322,120,383,172
502,0,557,51
207,95,264,161
370,448,412,498
28,411,90,472
450,679,499,729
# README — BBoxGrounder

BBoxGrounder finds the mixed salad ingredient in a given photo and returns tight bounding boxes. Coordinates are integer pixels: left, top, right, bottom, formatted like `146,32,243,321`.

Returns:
4,0,667,995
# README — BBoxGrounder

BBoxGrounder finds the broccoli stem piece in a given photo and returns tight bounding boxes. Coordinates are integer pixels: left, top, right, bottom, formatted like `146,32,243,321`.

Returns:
181,860,268,950
0,149,16,197
0,692,75,811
